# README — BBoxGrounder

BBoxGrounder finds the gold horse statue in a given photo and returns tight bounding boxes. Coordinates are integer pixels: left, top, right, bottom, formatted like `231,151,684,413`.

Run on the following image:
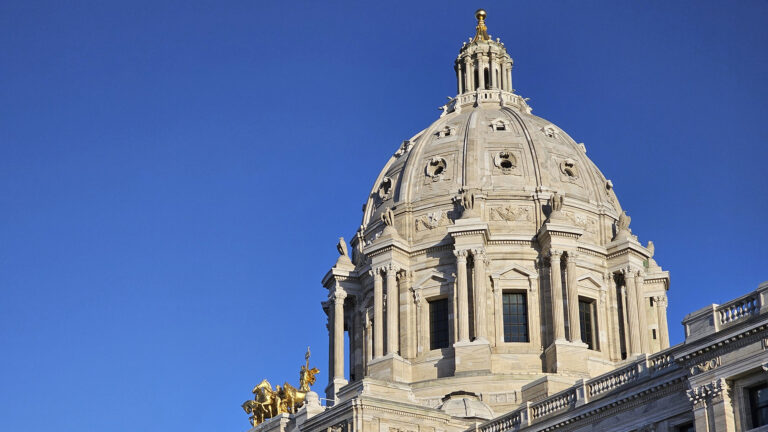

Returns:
241,347,320,425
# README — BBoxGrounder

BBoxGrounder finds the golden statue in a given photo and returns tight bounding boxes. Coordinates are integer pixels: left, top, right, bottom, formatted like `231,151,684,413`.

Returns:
241,347,320,426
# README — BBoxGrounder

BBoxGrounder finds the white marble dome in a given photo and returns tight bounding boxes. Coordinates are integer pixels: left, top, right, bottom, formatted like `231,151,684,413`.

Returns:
359,98,623,251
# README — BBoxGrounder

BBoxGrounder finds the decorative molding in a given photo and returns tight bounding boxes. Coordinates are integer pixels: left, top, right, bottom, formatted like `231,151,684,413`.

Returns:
689,356,721,375
489,204,532,222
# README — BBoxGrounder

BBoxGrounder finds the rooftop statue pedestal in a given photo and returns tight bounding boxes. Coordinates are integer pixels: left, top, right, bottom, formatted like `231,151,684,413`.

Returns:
367,353,412,383
544,339,589,375
453,339,492,374
324,377,348,405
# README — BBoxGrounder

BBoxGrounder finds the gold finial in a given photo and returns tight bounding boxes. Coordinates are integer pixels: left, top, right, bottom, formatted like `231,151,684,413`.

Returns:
473,9,490,42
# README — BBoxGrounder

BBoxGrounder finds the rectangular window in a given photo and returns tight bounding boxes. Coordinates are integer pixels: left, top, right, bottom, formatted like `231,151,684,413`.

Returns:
579,298,598,350
503,292,529,342
749,383,768,428
429,298,449,350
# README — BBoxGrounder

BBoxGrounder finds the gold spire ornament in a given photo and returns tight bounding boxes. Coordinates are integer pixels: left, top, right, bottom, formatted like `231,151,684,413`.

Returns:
472,9,490,42
241,347,320,426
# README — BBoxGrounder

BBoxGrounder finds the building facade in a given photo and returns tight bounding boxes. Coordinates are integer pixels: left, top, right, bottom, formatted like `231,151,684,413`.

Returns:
241,10,768,432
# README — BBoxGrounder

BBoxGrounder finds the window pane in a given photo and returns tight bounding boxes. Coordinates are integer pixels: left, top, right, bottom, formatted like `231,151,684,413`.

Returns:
503,293,529,342
579,299,596,350
751,383,768,427
429,299,449,350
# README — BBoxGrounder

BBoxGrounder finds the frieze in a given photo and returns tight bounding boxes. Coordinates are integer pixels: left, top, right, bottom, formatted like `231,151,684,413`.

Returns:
489,205,532,222
415,210,454,231
689,356,721,375
562,210,598,234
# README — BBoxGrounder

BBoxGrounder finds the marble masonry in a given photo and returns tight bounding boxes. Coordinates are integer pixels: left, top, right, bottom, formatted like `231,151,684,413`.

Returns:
241,10,768,432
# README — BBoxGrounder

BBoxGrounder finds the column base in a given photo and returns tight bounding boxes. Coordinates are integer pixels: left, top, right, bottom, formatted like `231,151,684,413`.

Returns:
544,339,589,374
453,339,492,374
367,353,411,383
324,377,348,405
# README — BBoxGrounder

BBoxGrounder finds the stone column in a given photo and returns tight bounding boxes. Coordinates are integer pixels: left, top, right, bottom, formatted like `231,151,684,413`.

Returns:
455,250,470,343
709,378,736,432
489,54,496,89
333,291,347,380
401,272,414,358
472,249,488,342
566,253,581,343
364,309,372,366
478,57,486,89
634,272,649,353
507,62,513,91
386,264,399,356
620,285,630,356
597,290,609,352
549,250,566,341
464,57,474,92
528,275,542,349
324,301,333,382
605,272,620,360
655,295,670,349
466,59,474,91
372,267,384,358
624,268,641,355
456,64,462,94
491,276,503,346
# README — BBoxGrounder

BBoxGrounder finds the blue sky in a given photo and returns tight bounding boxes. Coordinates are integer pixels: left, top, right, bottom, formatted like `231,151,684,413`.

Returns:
1,1,767,431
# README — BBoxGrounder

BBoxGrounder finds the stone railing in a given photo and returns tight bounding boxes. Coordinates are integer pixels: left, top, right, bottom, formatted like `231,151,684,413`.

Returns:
481,410,522,432
530,388,577,420
683,282,768,342
718,292,759,327
449,90,532,113
479,353,681,432
586,362,641,399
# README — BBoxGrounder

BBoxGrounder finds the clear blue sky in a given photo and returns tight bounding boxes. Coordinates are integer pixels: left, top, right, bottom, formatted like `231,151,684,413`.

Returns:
1,1,767,431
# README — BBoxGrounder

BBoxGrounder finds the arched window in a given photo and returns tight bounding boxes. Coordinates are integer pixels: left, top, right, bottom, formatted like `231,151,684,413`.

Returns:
484,68,490,90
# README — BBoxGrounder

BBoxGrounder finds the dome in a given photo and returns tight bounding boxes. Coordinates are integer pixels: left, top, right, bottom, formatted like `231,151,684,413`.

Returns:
360,100,622,249
324,10,669,416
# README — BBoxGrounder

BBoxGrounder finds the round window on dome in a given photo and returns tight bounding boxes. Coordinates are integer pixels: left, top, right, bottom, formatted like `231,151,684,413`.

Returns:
377,177,393,201
425,157,447,180
494,151,517,174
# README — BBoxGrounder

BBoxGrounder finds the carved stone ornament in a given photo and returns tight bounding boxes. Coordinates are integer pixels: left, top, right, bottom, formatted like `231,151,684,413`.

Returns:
541,124,558,139
394,140,412,157
425,157,447,180
563,211,598,234
559,158,579,180
550,192,564,212
377,177,393,201
381,207,395,227
337,237,349,257
489,205,531,222
686,378,727,406
493,151,517,174
415,209,454,231
617,211,631,232
436,125,456,138
689,356,721,375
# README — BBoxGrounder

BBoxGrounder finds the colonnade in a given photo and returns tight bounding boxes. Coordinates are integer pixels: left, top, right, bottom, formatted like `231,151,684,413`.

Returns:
457,54,512,94
325,248,670,389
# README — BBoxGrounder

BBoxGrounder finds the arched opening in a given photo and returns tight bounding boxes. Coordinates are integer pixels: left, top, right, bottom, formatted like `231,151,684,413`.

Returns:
495,69,499,89
484,68,490,89
473,68,479,90
461,67,466,93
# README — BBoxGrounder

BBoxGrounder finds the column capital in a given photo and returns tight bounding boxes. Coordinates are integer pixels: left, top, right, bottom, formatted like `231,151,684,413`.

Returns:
454,249,469,260
386,263,401,273
566,251,579,261
369,266,385,278
654,295,668,308
549,249,563,258
332,290,347,303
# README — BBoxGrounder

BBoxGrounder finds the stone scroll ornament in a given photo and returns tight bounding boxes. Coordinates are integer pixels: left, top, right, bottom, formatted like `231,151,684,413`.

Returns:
241,348,320,426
